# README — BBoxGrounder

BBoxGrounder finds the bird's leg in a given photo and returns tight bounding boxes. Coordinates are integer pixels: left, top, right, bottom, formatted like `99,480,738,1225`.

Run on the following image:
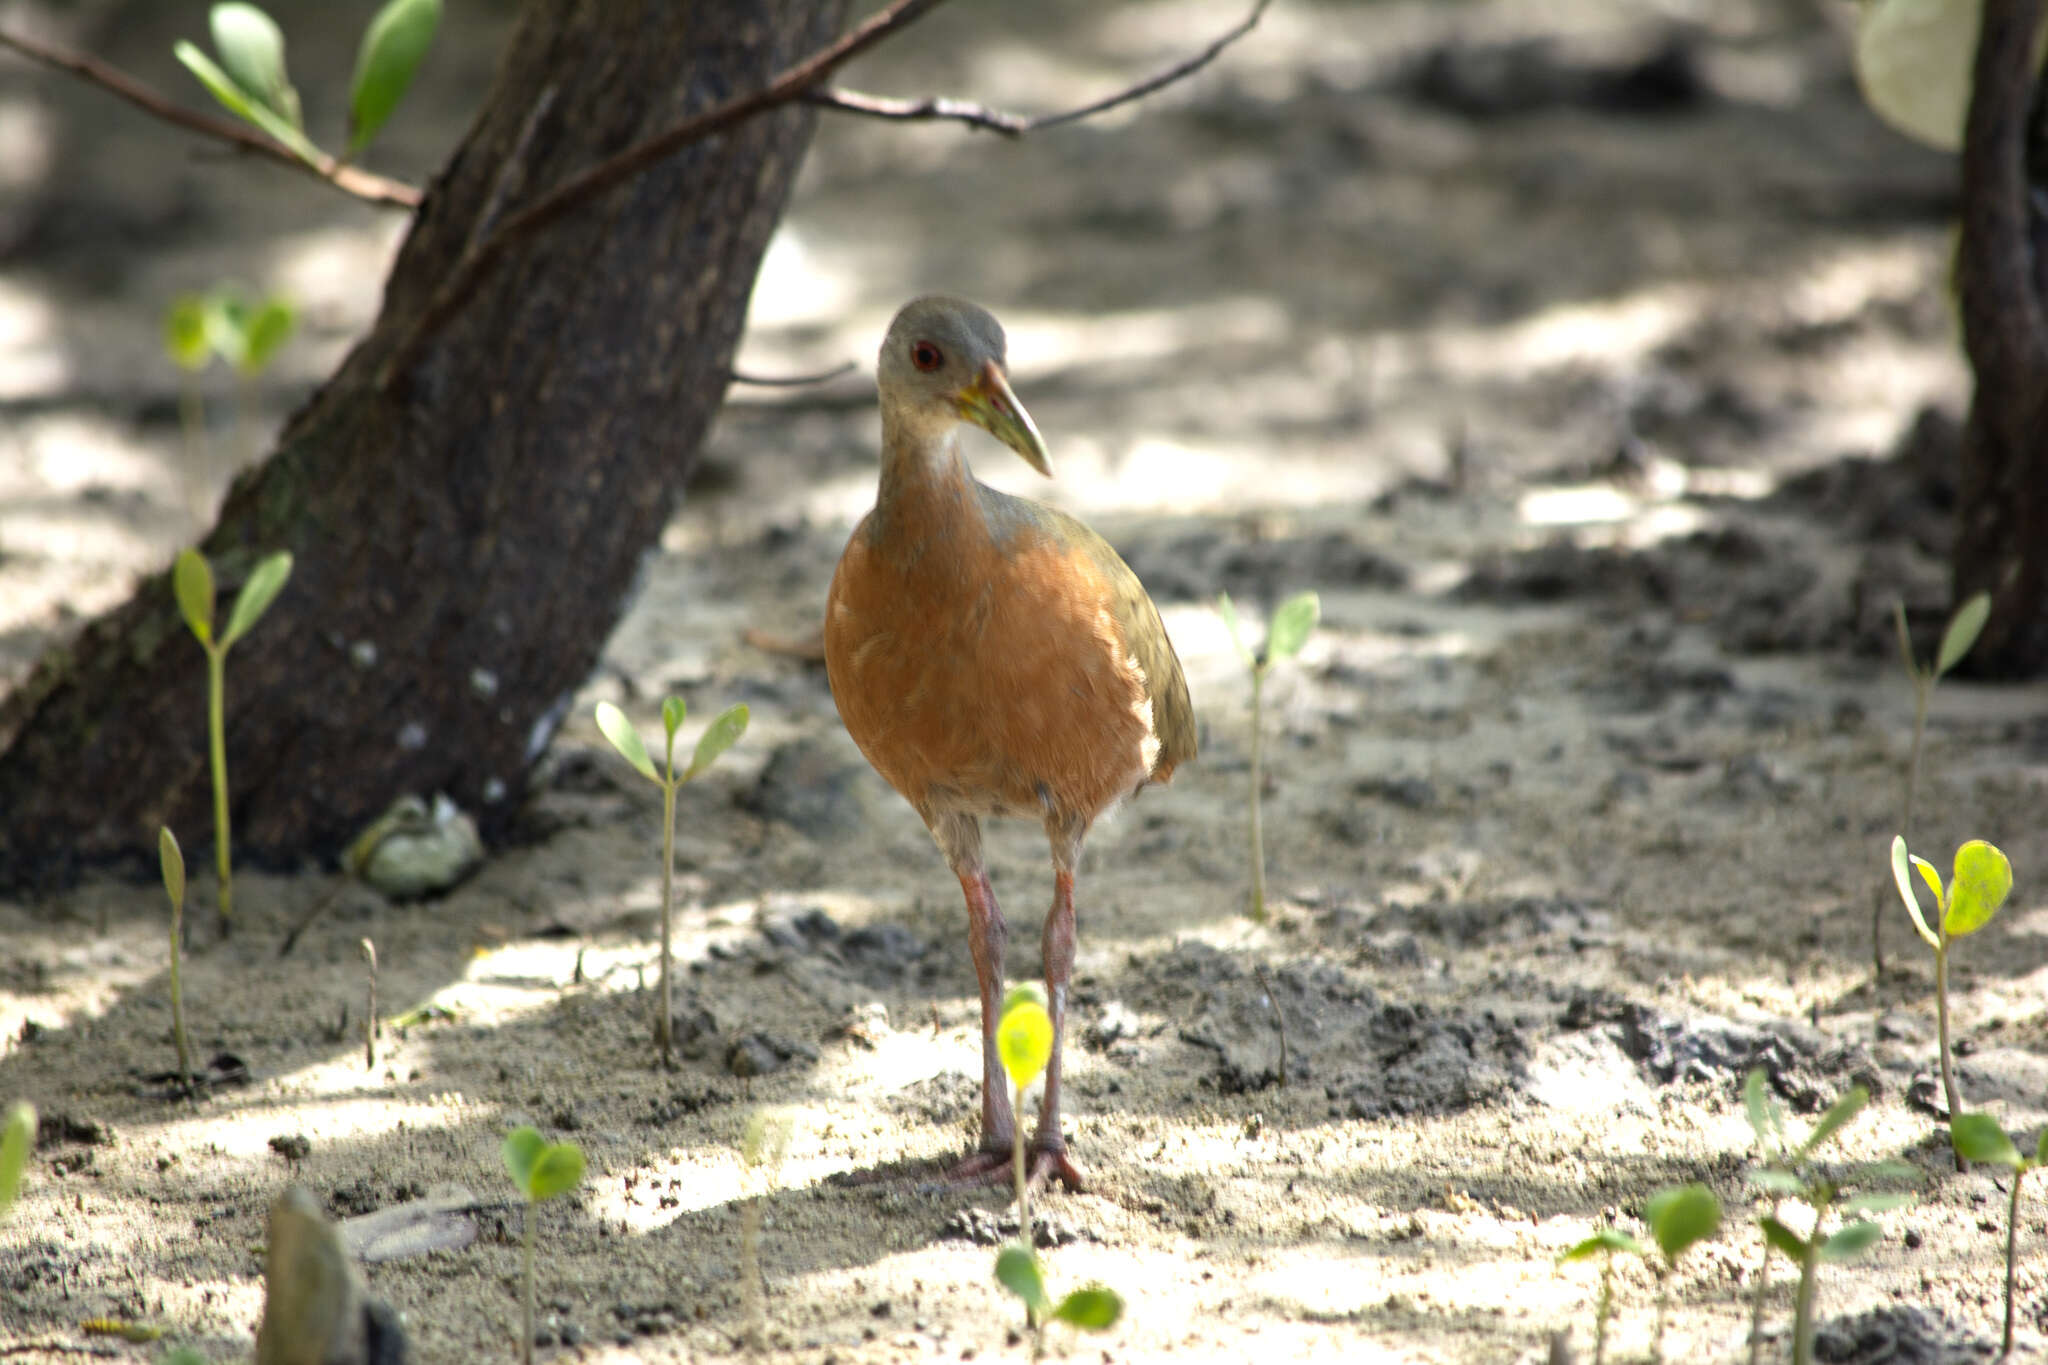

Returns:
932,812,1016,1185
1032,824,1087,1192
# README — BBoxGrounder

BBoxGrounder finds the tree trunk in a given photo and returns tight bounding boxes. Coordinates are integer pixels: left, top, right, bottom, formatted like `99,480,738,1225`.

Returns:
0,0,848,890
1954,0,2048,676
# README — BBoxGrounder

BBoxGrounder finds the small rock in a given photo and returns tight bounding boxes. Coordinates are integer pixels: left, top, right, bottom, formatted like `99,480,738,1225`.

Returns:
726,1032,818,1078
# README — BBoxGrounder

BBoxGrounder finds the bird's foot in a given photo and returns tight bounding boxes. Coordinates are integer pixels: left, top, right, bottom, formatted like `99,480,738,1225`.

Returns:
931,1142,1086,1193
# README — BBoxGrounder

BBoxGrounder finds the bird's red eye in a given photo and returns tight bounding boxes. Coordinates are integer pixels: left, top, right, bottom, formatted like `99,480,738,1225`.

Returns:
911,341,944,372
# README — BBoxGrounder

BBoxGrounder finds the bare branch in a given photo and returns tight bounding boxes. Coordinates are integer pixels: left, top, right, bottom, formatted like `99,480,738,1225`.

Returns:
0,24,422,209
380,0,952,390
729,360,858,387
806,0,1270,137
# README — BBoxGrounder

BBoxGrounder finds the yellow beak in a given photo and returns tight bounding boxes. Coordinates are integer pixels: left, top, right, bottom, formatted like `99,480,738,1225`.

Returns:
957,359,1051,477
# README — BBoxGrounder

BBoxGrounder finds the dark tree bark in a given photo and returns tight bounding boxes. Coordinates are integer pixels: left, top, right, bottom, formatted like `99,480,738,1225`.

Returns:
1954,0,2048,676
0,0,848,890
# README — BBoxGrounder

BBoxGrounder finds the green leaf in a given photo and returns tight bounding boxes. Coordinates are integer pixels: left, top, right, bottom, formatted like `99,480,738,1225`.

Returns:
1893,599,1919,679
1743,1067,1784,1151
997,996,1054,1090
158,827,186,912
1002,982,1049,1016
172,42,323,164
1944,839,2013,938
1052,1286,1123,1330
501,1126,544,1194
236,298,295,376
221,551,292,648
684,703,749,781
1561,1228,1646,1261
1800,1086,1870,1157
202,292,250,370
348,0,441,158
208,3,298,128
0,1100,33,1219
1840,1191,1915,1215
173,549,215,646
1747,1168,1806,1196
1853,0,1984,152
994,1245,1049,1314
162,1351,208,1365
1758,1216,1808,1261
1643,1184,1721,1262
2036,1129,2048,1166
528,1142,585,1200
1951,1112,2023,1167
1936,592,1991,676
1891,836,1938,949
164,296,211,370
661,697,685,750
1265,590,1320,664
1217,593,1254,669
1818,1219,1883,1262
594,702,658,783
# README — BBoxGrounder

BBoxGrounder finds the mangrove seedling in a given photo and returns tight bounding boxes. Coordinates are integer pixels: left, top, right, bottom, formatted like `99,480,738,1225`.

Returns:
1950,1112,2044,1356
1891,836,2013,1134
173,547,293,936
174,0,441,167
1875,591,1989,975
1748,1081,1914,1365
163,287,298,472
1217,590,1320,922
741,1108,795,1353
501,1126,585,1365
159,828,195,1093
594,697,749,1066
993,986,1123,1359
0,1100,34,1219
1560,1184,1720,1365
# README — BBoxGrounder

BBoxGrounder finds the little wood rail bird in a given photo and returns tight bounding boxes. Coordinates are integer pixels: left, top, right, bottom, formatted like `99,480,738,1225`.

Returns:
825,296,1195,1191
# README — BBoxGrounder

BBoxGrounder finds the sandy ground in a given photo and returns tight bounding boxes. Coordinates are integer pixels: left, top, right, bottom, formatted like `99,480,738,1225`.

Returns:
5,0,2048,1361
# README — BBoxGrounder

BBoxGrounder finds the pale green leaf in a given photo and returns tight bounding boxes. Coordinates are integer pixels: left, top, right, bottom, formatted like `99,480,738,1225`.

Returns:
158,827,186,912
661,696,685,748
1853,0,1982,153
164,296,211,370
594,702,658,783
1002,982,1048,1017
1758,1216,1808,1261
172,42,323,164
1217,593,1254,669
208,3,298,127
202,292,250,370
1936,592,1991,676
221,551,291,648
1052,1286,1123,1329
1891,836,1937,948
1893,599,1919,679
1944,839,2012,938
1561,1228,1646,1262
1818,1219,1883,1262
0,1100,33,1219
684,702,749,781
1743,1067,1785,1151
501,1126,544,1194
1951,1113,2021,1166
2037,1129,2048,1166
994,1245,1048,1314
1643,1184,1720,1262
173,549,215,646
348,0,441,158
528,1143,585,1200
997,996,1053,1090
236,299,295,375
1747,1168,1805,1195
1800,1086,1869,1158
1840,1191,1914,1215
1265,590,1320,664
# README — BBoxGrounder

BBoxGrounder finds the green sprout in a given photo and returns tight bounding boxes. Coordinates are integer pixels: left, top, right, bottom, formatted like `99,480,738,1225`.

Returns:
594,697,748,1067
159,828,194,1093
1950,1113,2044,1356
1745,1076,1914,1365
173,547,293,937
1217,590,1319,922
993,986,1122,1359
173,0,440,167
1560,1184,1719,1365
501,1126,586,1365
741,1108,795,1353
0,1100,34,1219
1875,591,1988,975
1891,836,2013,1136
163,288,297,472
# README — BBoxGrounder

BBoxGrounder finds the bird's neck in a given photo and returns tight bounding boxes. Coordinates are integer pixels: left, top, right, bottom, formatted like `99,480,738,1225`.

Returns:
871,417,990,559
877,415,972,503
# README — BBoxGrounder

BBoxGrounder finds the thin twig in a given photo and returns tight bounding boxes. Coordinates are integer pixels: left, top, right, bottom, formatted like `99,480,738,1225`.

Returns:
728,360,858,387
379,0,952,390
360,937,379,1071
0,25,420,208
1252,962,1287,1087
806,0,1271,136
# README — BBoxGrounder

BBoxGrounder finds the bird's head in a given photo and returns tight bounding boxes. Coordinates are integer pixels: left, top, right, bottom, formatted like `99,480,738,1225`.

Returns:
877,295,1051,476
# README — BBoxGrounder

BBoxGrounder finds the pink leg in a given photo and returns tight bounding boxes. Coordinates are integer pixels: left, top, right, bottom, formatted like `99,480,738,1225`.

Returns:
1031,868,1085,1191
941,864,1018,1184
